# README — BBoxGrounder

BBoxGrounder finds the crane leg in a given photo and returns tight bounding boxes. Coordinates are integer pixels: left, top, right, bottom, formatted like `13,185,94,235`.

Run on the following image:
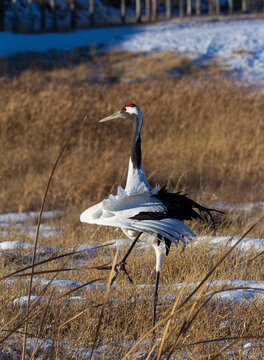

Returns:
152,270,160,327
98,232,142,285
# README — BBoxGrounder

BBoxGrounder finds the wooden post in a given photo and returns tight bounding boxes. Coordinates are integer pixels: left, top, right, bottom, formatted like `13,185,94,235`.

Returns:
12,0,18,32
136,0,141,22
40,0,46,32
228,0,233,14
208,0,213,15
152,0,157,21
166,0,172,19
50,0,57,31
70,0,76,29
179,0,184,18
196,0,200,15
121,0,126,23
28,0,34,32
0,0,5,31
242,0,248,11
215,0,220,15
89,0,94,26
187,0,192,15
145,0,151,21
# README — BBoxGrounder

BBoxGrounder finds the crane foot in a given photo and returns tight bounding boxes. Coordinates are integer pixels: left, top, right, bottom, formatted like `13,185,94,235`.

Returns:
98,261,133,285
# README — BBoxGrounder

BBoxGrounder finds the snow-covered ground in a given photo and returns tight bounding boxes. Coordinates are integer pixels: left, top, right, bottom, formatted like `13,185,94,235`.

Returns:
1,209,264,293
7,279,264,304
0,210,62,239
216,201,264,211
1,207,264,358
1,18,264,82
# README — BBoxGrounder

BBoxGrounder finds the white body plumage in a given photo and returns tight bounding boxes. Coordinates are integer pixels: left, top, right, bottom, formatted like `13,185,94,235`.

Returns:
80,156,194,272
80,103,219,326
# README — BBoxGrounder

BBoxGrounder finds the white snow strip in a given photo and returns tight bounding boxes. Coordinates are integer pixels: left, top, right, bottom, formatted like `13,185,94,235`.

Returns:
0,211,58,223
1,19,264,82
0,234,262,259
103,238,151,250
13,295,38,307
0,240,53,253
0,211,62,239
105,235,264,252
216,202,264,211
33,277,106,291
7,277,264,295
0,240,101,262
13,295,86,308
197,236,264,252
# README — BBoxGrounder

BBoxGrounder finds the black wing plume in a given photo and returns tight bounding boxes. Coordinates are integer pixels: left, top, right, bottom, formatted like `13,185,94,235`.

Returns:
132,187,223,229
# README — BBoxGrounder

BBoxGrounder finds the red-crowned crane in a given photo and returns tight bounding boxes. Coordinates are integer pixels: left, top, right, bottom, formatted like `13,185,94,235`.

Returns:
80,103,221,326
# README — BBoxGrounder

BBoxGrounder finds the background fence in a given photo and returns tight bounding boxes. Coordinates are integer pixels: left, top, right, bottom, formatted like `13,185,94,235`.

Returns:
0,0,263,33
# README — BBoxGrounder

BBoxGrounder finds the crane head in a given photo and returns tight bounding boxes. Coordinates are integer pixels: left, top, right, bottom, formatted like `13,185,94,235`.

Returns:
99,103,142,124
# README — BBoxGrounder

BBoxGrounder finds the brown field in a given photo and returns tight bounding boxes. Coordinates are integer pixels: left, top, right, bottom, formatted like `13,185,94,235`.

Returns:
0,50,263,214
0,50,264,359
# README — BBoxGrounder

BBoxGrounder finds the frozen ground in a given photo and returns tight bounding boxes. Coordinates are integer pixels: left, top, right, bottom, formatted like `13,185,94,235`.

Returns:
1,208,264,292
0,18,264,82
0,211,62,239
7,278,264,302
216,201,264,211
1,207,264,358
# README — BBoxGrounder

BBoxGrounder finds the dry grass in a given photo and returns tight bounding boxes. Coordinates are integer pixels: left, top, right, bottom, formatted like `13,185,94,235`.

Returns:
0,50,264,358
0,53,263,213
0,213,264,359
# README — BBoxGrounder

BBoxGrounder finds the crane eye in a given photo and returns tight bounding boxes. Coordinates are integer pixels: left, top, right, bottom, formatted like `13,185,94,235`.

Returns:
121,107,126,113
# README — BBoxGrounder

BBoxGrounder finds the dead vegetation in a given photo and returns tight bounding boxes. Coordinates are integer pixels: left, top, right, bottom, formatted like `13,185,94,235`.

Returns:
0,52,263,213
0,213,264,359
0,50,264,358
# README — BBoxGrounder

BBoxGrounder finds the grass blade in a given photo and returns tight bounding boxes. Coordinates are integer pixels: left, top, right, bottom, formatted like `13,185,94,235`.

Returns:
89,246,119,360
156,284,186,360
21,115,87,360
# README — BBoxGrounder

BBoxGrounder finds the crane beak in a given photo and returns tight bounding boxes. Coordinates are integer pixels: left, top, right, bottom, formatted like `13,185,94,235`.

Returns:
99,111,123,123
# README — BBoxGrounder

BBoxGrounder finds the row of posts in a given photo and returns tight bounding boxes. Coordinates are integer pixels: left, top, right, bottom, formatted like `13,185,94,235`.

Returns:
131,0,252,23
1,0,58,32
0,0,257,32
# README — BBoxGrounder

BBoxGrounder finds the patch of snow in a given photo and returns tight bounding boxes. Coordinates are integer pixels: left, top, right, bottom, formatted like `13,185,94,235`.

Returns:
7,277,263,299
0,19,264,82
0,224,59,239
13,295,39,307
216,202,264,211
242,341,264,355
116,19,264,83
103,238,151,250
0,240,102,268
33,277,106,292
71,244,100,253
0,211,62,239
0,211,58,223
193,279,264,303
105,235,264,253
0,240,54,254
197,236,264,252
213,287,264,302
13,294,87,309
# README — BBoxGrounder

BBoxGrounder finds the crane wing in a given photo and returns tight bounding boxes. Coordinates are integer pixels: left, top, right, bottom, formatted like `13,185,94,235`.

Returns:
80,186,195,246
154,187,223,226
80,186,166,225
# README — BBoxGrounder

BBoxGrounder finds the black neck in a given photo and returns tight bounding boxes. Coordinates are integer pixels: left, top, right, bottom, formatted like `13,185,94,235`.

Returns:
131,120,142,169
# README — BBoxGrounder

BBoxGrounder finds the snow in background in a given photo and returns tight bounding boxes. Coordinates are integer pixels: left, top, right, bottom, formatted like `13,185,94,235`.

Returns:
0,18,264,82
